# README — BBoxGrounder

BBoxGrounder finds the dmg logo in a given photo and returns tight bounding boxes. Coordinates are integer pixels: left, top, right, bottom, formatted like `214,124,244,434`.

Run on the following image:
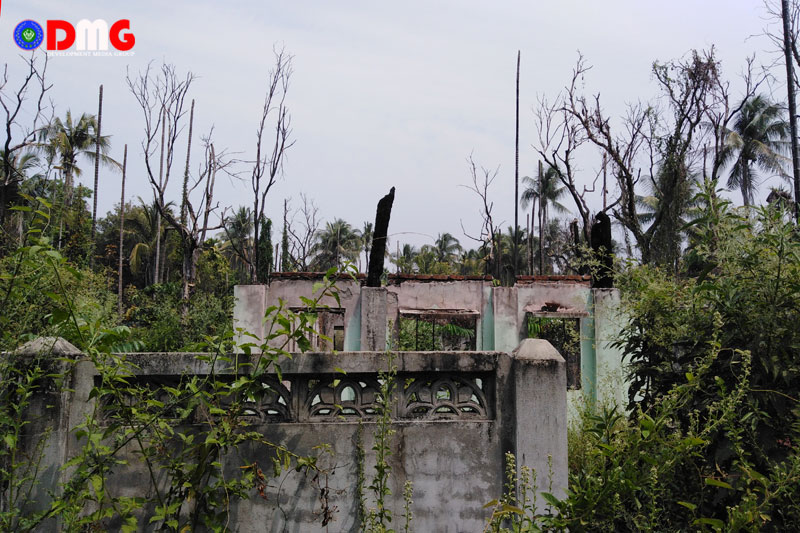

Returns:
13,19,135,52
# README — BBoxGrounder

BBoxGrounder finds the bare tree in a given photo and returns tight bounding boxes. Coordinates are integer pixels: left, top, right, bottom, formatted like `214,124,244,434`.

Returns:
126,62,194,284
250,47,294,282
461,155,502,277
551,50,724,266
285,194,320,271
172,130,231,303
1,53,51,241
533,91,595,244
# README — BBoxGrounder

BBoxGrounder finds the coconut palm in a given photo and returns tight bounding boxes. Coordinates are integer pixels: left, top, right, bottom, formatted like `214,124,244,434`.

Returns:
311,219,361,271
127,199,175,285
521,163,569,273
498,226,529,276
221,206,255,278
1,150,40,210
720,95,790,206
0,151,42,244
414,246,439,274
392,243,418,274
434,233,462,264
40,111,117,209
457,248,486,276
361,221,373,268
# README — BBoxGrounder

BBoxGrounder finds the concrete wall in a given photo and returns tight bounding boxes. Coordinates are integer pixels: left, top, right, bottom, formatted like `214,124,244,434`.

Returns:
235,277,363,351
15,338,567,532
234,275,627,409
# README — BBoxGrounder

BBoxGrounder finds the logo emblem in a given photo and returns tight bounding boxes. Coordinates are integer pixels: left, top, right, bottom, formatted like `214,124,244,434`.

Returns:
14,20,43,50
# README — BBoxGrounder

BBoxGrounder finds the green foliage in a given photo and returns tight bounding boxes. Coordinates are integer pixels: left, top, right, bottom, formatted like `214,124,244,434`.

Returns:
482,183,800,532
397,317,476,351
356,352,414,533
607,185,800,529
0,350,58,531
0,210,345,530
124,278,232,351
281,217,291,272
257,216,272,283
366,353,396,531
0,197,116,351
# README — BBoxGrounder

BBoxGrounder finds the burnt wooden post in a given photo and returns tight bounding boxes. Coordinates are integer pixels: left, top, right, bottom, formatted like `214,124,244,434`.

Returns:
366,187,395,287
590,211,613,288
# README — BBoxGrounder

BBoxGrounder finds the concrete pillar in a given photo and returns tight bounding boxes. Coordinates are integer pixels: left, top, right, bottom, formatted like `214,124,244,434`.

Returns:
360,286,387,351
511,338,568,508
479,284,495,350
233,285,267,350
493,287,519,352
593,288,626,408
12,337,82,528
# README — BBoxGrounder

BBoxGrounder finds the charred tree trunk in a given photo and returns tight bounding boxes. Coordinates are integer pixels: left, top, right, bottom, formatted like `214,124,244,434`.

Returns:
91,84,103,243
366,187,395,287
782,0,800,222
118,145,127,316
590,212,613,288
513,50,520,279
538,161,545,275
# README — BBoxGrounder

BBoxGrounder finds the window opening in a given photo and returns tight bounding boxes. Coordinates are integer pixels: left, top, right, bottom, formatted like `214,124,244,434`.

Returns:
397,309,478,351
527,314,582,389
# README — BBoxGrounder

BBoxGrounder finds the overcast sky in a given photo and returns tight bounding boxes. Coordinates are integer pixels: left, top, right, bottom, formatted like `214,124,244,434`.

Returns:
0,1,785,250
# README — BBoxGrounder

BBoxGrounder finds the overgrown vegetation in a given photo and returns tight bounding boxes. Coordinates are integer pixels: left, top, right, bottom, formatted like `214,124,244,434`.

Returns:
4,1,800,530
481,185,800,532
0,205,345,530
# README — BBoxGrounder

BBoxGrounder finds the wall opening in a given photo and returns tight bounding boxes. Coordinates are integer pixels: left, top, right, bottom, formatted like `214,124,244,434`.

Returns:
526,314,582,389
397,309,478,351
288,307,345,351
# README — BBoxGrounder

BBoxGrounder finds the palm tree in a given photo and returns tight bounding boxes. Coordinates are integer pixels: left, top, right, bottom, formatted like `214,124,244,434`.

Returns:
1,151,41,224
498,226,529,276
434,233,462,264
221,206,254,278
392,243,418,274
521,163,568,274
361,222,373,271
40,111,117,208
311,219,361,271
766,186,795,214
721,95,790,206
457,248,486,276
414,246,439,274
127,199,175,285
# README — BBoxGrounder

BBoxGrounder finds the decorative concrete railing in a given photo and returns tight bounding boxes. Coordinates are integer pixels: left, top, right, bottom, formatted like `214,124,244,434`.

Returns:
96,369,493,423
14,339,566,533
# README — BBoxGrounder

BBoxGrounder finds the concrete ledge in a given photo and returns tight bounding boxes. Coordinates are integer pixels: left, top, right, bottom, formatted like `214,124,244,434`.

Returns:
120,350,505,375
